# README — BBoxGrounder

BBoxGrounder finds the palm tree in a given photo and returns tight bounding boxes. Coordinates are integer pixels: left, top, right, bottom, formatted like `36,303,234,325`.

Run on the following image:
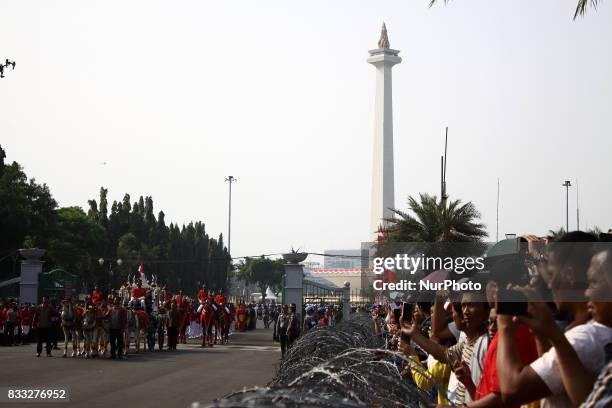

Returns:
429,0,600,19
547,227,567,240
383,193,488,243
377,194,488,267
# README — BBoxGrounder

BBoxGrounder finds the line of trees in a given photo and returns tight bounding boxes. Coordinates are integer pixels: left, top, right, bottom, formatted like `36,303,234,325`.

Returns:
0,145,231,295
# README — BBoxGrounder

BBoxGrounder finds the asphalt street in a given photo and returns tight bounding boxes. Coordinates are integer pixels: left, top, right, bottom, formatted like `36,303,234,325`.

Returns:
0,326,280,408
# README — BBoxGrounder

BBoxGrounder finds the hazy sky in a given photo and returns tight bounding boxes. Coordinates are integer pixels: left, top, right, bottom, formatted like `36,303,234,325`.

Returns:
1,0,611,259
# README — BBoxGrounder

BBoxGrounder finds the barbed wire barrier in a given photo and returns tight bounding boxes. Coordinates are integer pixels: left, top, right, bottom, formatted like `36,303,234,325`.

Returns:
201,313,436,407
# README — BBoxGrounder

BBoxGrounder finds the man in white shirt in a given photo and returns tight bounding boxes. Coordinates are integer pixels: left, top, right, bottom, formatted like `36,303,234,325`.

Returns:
497,232,612,408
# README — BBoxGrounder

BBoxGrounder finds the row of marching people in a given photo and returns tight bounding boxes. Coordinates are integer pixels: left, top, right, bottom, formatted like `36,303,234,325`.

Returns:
29,282,234,358
38,295,183,358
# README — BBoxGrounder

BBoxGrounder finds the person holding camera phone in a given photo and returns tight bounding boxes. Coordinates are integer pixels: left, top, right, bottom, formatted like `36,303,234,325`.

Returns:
402,290,490,406
497,232,612,408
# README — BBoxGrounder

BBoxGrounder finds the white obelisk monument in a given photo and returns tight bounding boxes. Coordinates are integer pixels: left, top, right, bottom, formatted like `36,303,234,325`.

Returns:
368,23,401,240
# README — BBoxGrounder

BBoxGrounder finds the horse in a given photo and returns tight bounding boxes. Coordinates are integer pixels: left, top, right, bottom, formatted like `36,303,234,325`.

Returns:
214,304,231,345
199,301,215,347
124,307,139,355
60,302,80,357
178,303,189,344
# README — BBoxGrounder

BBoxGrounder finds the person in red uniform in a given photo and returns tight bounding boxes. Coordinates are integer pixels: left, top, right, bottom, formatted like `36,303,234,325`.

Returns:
92,285,104,304
197,285,209,304
174,290,187,343
131,281,147,300
19,304,32,344
235,303,248,332
215,289,227,307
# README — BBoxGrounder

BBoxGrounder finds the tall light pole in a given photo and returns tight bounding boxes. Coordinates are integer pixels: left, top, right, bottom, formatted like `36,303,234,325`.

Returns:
98,258,123,295
563,180,572,232
225,176,237,255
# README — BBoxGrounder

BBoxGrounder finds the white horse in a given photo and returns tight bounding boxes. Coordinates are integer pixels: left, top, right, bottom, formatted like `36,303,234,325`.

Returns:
124,308,139,355
60,303,80,357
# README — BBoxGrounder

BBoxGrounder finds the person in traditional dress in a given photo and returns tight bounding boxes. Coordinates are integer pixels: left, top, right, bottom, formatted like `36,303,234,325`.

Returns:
236,303,248,332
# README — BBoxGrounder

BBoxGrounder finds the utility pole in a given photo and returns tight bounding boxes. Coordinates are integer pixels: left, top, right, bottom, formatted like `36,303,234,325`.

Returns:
496,178,500,242
225,176,237,254
576,178,580,231
563,180,572,232
440,127,448,203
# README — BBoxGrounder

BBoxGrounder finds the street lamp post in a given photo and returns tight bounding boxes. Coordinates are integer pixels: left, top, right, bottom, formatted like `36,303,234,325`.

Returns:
225,176,237,255
562,180,572,233
98,258,123,295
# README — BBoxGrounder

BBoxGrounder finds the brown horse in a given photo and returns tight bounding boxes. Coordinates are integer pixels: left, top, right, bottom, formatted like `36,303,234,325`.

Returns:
199,302,215,347
214,305,231,345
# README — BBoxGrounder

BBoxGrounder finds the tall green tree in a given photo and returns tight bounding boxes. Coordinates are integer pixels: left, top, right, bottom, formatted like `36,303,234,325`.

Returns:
240,257,284,301
47,207,105,285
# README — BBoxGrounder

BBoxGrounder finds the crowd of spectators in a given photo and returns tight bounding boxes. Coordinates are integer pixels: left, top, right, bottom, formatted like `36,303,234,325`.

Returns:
372,231,612,408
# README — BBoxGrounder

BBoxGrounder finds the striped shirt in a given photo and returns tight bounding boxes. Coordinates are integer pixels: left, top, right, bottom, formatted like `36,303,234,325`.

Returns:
445,332,489,405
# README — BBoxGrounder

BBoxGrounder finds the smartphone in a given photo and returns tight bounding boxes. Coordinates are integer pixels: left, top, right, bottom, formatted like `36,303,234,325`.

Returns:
496,287,528,316
393,308,401,323
401,302,413,322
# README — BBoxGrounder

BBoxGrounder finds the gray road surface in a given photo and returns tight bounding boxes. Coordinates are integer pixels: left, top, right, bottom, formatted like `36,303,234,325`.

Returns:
0,327,280,408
